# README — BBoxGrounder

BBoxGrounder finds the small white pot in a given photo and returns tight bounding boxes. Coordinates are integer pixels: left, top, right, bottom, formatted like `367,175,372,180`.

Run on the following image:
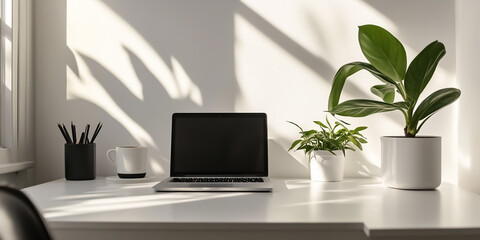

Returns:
310,150,345,182
381,136,441,190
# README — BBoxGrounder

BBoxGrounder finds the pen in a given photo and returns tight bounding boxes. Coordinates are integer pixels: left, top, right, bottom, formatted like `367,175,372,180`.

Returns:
71,121,77,144
62,123,72,143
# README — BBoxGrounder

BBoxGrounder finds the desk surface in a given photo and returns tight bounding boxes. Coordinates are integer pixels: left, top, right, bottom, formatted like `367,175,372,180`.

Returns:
23,178,480,238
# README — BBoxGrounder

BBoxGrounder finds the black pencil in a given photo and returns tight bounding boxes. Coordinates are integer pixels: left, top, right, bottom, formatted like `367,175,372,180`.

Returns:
90,122,102,143
71,121,77,144
84,124,90,144
62,124,72,143
79,132,85,144
57,123,69,143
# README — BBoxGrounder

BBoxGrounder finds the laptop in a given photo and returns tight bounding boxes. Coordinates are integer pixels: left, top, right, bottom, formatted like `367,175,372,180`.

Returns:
153,113,272,192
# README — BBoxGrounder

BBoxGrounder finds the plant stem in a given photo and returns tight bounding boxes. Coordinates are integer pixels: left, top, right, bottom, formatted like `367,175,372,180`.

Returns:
397,82,408,101
404,126,416,137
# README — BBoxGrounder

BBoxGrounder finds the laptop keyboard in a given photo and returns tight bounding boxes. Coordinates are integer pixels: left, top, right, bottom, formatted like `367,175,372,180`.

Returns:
170,177,264,183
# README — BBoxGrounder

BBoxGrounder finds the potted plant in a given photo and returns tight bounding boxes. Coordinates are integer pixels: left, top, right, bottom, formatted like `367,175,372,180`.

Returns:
328,25,461,189
288,116,367,181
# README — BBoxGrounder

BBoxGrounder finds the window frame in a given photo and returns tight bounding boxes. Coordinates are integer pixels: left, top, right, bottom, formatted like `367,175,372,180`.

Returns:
0,0,33,164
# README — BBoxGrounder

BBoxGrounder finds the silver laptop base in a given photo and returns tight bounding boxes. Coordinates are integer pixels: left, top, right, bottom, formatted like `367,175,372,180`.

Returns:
153,177,272,192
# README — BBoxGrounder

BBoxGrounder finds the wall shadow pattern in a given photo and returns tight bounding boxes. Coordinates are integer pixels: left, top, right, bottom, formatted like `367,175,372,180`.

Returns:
64,0,394,178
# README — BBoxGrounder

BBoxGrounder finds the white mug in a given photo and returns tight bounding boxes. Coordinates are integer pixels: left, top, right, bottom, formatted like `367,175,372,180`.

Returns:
106,146,147,178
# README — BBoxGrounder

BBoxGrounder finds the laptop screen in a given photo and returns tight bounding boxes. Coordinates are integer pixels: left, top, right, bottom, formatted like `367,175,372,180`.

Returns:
170,113,268,177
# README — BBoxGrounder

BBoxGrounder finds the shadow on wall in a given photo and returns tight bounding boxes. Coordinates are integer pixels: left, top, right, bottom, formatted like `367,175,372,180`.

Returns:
268,139,308,178
234,1,395,111
64,0,389,178
362,0,455,73
66,0,239,177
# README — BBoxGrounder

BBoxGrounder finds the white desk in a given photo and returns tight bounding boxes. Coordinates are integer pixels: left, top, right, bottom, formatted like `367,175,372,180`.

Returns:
23,178,480,240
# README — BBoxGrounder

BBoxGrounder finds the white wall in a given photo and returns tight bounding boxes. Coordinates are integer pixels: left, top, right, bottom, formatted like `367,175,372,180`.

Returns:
34,0,457,184
457,0,480,193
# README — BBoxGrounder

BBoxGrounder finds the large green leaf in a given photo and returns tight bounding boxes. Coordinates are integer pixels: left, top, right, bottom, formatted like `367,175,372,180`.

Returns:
358,25,407,82
393,101,410,110
328,61,396,111
371,84,395,103
404,41,446,103
330,99,404,117
409,88,461,133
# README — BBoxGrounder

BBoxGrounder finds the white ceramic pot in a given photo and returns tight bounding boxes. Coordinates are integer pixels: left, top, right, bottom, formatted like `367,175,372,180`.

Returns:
381,136,441,190
310,150,345,182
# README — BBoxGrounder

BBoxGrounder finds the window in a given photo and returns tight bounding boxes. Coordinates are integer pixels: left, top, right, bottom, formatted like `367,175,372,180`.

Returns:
0,0,33,164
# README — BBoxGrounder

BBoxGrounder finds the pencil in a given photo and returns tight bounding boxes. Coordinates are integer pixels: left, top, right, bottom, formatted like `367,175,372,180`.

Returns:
84,124,90,144
90,122,102,143
71,121,77,144
57,123,69,143
79,132,85,144
62,124,72,143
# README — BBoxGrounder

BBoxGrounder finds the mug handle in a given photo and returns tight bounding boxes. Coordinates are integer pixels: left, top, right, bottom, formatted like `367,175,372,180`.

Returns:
106,149,116,165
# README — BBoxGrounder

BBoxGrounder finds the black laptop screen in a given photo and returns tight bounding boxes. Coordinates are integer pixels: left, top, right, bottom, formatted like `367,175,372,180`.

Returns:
171,113,268,177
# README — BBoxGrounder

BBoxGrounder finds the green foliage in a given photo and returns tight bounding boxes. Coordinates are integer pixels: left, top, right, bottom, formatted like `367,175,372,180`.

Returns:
288,116,367,157
328,25,461,137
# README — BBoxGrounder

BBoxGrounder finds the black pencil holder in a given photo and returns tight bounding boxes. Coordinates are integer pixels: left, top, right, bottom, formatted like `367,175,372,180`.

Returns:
65,143,96,180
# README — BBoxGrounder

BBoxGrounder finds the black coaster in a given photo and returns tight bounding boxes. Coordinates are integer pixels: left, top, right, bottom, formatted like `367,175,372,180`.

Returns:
118,173,146,179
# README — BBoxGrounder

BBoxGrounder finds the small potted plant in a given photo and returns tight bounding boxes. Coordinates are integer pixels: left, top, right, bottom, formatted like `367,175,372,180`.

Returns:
288,116,367,182
328,25,461,189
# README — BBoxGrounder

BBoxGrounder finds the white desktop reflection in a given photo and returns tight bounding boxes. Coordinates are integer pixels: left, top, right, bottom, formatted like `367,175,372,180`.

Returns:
23,178,480,239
